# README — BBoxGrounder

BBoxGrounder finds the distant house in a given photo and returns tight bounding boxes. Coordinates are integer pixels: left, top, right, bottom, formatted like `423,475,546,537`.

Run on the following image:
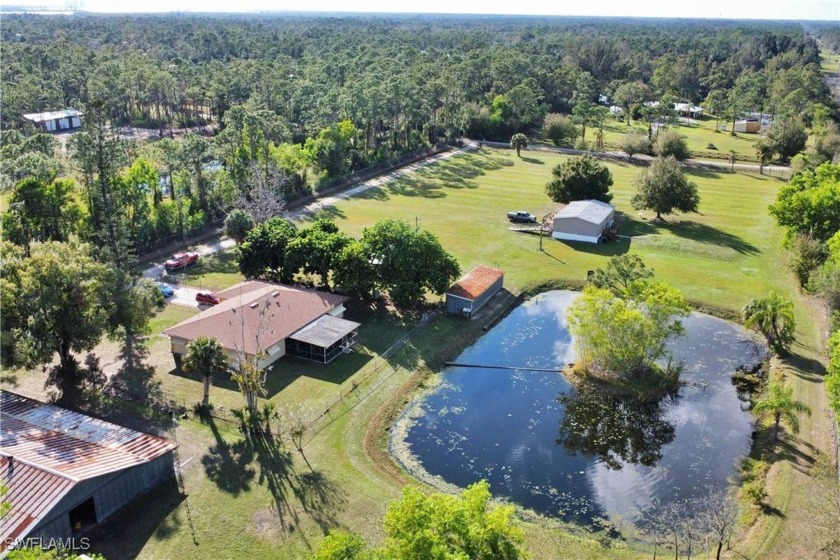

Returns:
164,280,360,368
552,200,615,244
734,119,761,134
22,109,83,132
609,105,624,115
673,103,704,118
0,391,177,554
445,266,504,317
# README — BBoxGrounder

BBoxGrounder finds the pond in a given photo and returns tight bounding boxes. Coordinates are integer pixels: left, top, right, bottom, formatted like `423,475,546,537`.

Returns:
391,290,765,526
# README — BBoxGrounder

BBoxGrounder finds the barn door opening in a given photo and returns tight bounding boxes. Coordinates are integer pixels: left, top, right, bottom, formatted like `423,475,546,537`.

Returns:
69,497,97,534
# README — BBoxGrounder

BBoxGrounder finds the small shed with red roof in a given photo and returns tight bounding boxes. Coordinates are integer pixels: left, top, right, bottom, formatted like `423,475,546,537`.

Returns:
445,266,504,317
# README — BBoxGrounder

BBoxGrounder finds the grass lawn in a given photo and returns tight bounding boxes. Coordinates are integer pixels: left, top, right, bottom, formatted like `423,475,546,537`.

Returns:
171,249,244,292
12,147,830,559
598,115,760,160
821,51,840,75
306,147,788,313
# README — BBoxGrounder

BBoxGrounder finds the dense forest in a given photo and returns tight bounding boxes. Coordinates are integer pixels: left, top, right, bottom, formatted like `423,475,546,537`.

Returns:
1,14,838,256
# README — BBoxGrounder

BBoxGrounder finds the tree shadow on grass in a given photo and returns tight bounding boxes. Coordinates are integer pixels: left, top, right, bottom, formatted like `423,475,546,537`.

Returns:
292,469,346,534
519,156,545,165
684,164,725,179
658,220,759,255
86,477,186,560
251,435,301,532
76,339,176,435
772,433,818,475
783,346,826,383
201,416,256,495
386,177,448,198
304,205,347,222
617,213,659,237
352,185,389,201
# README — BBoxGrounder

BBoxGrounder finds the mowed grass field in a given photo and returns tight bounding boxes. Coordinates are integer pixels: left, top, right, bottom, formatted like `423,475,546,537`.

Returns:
308,147,789,313
598,115,760,160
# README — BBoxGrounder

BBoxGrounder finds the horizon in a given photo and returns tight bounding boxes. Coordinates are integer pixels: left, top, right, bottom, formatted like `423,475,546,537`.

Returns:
3,1,839,22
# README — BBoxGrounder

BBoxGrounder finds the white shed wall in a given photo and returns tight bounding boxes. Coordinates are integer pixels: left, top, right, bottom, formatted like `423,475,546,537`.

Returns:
551,231,601,244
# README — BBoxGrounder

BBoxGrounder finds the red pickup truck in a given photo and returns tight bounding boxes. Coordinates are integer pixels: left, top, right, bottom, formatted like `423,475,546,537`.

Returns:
164,252,199,271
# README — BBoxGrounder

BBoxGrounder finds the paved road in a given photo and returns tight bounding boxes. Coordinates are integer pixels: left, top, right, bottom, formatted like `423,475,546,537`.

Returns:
142,141,480,295
287,140,479,219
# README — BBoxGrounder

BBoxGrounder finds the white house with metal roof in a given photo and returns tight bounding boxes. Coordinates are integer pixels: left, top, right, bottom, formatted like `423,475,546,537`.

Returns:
552,200,615,244
22,109,83,132
0,391,176,555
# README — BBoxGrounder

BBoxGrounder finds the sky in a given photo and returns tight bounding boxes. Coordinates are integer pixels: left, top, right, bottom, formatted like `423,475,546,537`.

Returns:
7,0,840,21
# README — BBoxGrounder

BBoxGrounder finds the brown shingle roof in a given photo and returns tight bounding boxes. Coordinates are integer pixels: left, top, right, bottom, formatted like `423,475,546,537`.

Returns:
164,281,349,356
447,266,504,301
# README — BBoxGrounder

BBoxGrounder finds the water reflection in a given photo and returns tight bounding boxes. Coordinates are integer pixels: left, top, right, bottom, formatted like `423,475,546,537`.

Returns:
394,291,764,526
556,387,677,470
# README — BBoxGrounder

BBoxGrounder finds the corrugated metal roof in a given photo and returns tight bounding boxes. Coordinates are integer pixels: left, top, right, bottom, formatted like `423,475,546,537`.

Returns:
290,315,360,347
447,266,504,301
0,391,176,481
554,200,614,225
0,455,75,550
21,109,83,122
0,391,177,554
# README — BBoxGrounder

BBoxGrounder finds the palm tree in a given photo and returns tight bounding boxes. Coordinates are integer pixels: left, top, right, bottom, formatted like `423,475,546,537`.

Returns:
183,336,229,408
752,378,811,441
510,133,528,157
742,292,796,354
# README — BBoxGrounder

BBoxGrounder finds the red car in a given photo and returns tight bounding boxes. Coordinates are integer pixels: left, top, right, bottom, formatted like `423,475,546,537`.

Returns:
164,252,199,271
195,292,221,306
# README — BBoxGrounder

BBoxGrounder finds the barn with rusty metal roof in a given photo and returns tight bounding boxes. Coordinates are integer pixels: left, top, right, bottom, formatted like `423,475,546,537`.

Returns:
0,391,177,554
445,266,504,317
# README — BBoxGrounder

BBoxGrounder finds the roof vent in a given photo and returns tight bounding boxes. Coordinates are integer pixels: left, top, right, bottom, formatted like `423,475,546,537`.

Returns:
250,302,259,309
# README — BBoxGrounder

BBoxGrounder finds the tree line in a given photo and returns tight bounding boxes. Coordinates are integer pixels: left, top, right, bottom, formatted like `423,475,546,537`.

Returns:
2,14,837,144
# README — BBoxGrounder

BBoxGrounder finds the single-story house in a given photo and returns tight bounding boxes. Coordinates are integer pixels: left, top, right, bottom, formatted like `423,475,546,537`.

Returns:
445,266,504,317
164,280,360,368
22,109,83,132
0,391,177,555
734,119,761,134
552,200,615,244
673,103,704,118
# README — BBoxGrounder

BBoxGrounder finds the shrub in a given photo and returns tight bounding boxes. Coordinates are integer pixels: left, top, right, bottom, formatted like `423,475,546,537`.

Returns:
655,130,691,160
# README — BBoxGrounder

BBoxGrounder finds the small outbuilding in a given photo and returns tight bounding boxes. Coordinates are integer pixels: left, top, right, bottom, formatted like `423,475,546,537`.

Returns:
0,391,177,554
22,109,83,132
445,266,504,317
552,200,615,244
734,119,761,134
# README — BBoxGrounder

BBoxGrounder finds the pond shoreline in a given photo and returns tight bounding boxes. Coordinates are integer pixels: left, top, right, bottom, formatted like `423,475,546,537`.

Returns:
385,288,766,535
